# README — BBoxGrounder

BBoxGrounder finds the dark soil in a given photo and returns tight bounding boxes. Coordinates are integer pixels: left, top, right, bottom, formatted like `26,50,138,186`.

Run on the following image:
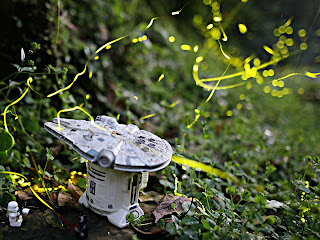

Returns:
0,207,135,240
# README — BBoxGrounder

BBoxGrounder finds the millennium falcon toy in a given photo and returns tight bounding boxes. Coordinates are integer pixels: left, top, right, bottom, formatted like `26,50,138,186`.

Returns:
44,115,172,172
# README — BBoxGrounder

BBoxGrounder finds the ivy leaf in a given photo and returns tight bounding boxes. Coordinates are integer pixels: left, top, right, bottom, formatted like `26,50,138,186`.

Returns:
77,178,86,189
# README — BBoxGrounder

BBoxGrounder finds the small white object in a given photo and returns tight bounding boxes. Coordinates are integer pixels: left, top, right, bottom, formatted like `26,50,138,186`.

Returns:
7,201,23,227
22,208,30,214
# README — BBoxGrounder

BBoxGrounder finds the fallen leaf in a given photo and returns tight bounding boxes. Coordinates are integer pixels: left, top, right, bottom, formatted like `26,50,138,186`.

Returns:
57,192,79,208
68,181,83,201
139,194,154,203
152,193,191,223
15,190,32,200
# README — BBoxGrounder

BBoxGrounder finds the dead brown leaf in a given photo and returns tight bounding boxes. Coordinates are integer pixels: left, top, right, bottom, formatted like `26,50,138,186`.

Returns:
57,192,79,208
152,193,191,223
15,190,32,200
68,181,83,201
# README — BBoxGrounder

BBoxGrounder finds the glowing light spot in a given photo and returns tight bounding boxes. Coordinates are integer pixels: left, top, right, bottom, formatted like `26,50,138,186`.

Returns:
298,29,307,37
272,80,278,86
278,81,284,87
226,110,232,116
207,24,213,29
282,88,289,95
196,56,203,63
256,77,263,85
212,2,220,10
279,26,286,34
106,45,111,50
264,86,271,93
158,74,165,82
117,114,120,121
273,28,281,37
94,56,99,60
138,37,143,42
237,103,242,110
193,45,199,52
239,94,245,100
280,47,288,55
132,38,138,43
210,28,221,39
193,65,199,72
263,70,268,77
203,0,212,5
193,15,202,25
181,44,191,51
169,36,175,42
268,69,275,76
279,35,286,42
142,35,147,41
241,0,248,2
134,96,138,101
246,82,252,90
271,89,277,96
298,88,304,94
300,42,308,50
253,58,261,66
89,71,93,79
277,41,284,49
214,16,222,22
277,92,283,98
238,24,247,34
285,26,293,34
86,94,90,99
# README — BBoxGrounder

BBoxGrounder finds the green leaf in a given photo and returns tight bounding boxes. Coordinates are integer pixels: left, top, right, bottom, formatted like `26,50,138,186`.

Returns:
226,186,236,195
78,178,86,189
241,189,251,201
166,222,177,235
156,219,165,228
23,157,31,168
0,128,14,151
254,194,266,207
201,218,211,230
181,216,198,225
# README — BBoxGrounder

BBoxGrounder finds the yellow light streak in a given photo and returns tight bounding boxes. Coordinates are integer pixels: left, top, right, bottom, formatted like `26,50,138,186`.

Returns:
181,44,191,51
158,74,165,82
146,17,159,28
47,62,88,97
95,35,128,54
2,77,34,149
169,99,182,108
171,156,238,183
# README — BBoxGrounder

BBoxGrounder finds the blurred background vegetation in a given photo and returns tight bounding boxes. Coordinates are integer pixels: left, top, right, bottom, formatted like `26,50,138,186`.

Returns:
1,0,320,238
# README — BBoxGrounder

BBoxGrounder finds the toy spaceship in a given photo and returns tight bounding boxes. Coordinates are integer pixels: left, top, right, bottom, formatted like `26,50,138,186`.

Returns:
44,115,173,228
